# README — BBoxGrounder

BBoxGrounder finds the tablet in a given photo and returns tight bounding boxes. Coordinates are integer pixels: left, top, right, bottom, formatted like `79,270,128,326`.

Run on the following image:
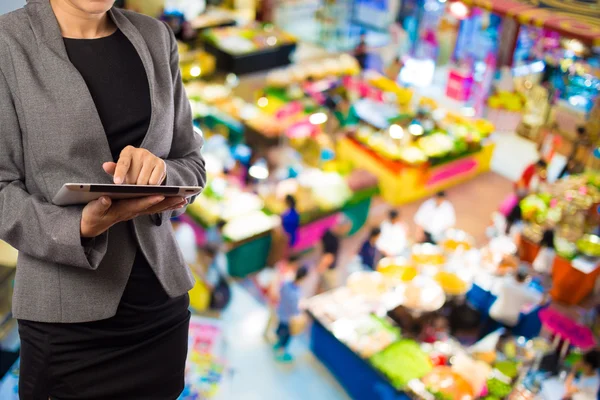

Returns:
52,183,203,206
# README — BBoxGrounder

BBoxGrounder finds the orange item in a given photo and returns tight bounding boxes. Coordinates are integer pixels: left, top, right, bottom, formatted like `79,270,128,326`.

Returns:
520,238,600,305
422,366,474,400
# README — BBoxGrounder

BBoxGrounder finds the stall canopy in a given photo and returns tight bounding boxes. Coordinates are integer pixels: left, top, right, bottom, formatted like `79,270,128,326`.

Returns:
457,0,600,46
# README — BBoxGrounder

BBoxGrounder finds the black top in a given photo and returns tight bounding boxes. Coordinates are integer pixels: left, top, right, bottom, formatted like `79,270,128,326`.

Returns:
61,29,186,324
64,29,151,161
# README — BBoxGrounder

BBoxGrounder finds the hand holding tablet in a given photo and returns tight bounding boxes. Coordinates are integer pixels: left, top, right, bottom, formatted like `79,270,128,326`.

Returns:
54,146,204,238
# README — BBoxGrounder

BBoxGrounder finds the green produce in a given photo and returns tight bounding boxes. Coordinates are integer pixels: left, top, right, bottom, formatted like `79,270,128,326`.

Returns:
370,339,433,389
494,360,518,379
487,378,512,398
577,234,600,257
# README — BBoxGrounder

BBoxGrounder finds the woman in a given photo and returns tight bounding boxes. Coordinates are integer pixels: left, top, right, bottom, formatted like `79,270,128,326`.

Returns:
0,1,206,399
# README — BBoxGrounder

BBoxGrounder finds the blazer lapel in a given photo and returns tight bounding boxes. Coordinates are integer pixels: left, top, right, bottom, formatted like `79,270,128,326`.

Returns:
109,8,160,154
25,0,161,166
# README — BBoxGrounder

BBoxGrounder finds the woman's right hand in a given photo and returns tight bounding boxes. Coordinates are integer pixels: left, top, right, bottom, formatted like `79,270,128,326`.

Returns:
81,195,186,238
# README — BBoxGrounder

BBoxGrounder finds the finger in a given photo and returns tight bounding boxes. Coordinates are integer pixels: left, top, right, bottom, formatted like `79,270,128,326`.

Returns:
143,197,185,214
126,153,145,186
136,159,156,186
142,201,187,216
149,159,166,186
87,196,113,217
114,146,134,185
103,162,117,177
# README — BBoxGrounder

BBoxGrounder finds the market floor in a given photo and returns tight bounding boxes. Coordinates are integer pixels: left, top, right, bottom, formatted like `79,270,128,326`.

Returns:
212,284,350,400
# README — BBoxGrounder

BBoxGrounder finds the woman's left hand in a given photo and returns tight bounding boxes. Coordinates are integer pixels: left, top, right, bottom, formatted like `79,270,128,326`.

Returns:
103,146,167,185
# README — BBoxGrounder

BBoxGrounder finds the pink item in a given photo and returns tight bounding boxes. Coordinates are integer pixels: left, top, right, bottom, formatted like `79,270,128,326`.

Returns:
291,213,341,252
499,193,519,217
275,101,303,120
426,158,479,187
286,120,318,139
446,69,474,102
539,308,596,349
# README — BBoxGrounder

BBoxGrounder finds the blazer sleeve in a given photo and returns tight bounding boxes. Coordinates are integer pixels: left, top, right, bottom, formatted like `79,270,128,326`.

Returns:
0,66,108,269
161,23,206,220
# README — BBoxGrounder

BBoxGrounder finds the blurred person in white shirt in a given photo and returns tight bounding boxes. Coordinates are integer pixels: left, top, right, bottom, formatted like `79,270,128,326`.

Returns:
489,269,543,328
414,191,456,244
377,209,409,256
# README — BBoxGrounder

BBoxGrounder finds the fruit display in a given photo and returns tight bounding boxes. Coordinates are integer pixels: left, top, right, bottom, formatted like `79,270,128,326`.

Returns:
486,377,512,398
442,229,474,253
261,170,352,217
202,25,296,55
369,339,433,389
412,244,446,266
266,55,360,87
346,271,387,298
377,257,418,284
520,174,600,252
435,271,469,296
576,234,600,257
487,91,526,112
221,211,280,242
398,276,446,312
422,366,475,400
330,315,400,358
417,133,456,159
493,360,519,380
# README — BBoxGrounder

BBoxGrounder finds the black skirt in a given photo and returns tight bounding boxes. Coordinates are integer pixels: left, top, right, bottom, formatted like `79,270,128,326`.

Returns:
18,252,191,400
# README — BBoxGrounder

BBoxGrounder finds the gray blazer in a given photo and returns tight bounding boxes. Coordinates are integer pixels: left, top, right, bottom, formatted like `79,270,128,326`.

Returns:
0,0,206,323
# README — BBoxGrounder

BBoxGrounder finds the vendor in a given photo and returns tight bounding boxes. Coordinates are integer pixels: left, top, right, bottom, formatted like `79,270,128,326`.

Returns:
377,209,409,256
533,230,556,276
488,269,543,331
281,195,301,248
517,159,547,193
541,350,600,400
318,217,351,292
414,192,456,244
359,228,381,269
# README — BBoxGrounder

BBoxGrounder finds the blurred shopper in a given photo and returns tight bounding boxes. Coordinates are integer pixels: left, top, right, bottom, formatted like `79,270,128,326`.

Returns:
275,266,309,362
264,254,302,343
202,246,232,311
354,33,368,70
488,269,542,331
386,56,403,83
541,350,600,400
359,228,381,270
377,209,409,256
533,229,556,276
281,195,301,248
414,191,456,244
318,218,351,292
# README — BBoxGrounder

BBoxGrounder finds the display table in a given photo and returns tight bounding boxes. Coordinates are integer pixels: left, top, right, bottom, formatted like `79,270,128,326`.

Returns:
466,281,545,339
520,238,600,305
310,318,410,400
184,187,374,278
337,136,495,205
203,42,296,75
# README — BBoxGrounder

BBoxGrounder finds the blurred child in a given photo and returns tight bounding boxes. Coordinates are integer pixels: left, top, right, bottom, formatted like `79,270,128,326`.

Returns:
275,266,309,362
264,254,302,343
